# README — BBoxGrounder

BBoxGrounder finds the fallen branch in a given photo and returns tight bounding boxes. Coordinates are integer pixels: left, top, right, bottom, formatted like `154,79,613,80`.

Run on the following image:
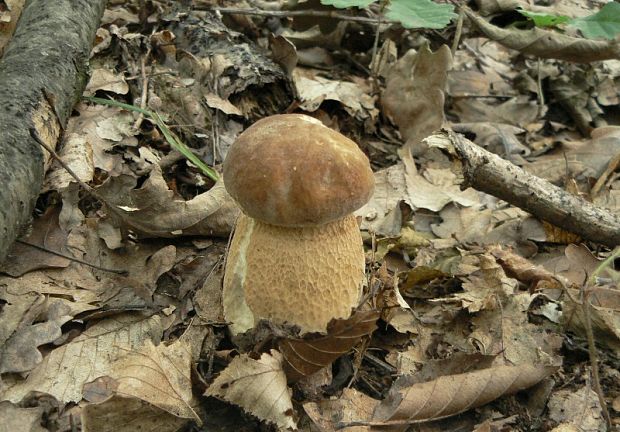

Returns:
0,0,106,262
427,131,620,247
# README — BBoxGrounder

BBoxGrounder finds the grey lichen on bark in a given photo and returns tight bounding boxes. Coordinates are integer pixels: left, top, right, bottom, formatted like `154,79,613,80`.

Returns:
0,0,106,262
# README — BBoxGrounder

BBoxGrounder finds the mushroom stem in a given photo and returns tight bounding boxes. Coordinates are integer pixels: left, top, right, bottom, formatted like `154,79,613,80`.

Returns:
223,213,365,335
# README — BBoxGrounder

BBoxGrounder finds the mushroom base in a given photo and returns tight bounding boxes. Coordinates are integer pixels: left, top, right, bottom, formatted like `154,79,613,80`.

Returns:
223,213,365,335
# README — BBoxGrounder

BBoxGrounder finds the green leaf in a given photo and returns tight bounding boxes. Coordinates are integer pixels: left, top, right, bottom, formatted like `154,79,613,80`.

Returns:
386,0,457,29
517,8,569,28
569,2,620,40
320,0,376,8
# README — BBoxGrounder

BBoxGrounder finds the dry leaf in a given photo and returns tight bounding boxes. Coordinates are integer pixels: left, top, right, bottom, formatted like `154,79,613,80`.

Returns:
292,68,378,122
382,43,452,154
206,350,296,430
84,68,129,95
279,310,379,382
489,245,563,290
303,388,379,432
2,314,168,403
81,396,187,432
562,286,620,352
526,127,620,184
356,163,479,236
466,9,620,63
0,207,70,277
0,401,46,432
102,338,200,421
97,166,238,239
548,387,606,431
372,364,557,426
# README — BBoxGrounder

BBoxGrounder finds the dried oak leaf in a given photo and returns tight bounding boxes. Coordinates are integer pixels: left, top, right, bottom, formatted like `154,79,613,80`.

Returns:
279,310,380,382
372,364,557,426
206,350,296,430
465,8,620,63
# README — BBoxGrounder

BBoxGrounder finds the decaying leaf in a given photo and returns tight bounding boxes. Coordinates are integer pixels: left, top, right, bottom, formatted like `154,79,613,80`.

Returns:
81,396,187,432
279,310,379,382
303,388,379,432
0,401,46,432
548,387,607,431
102,338,201,421
0,207,70,277
292,69,378,123
382,43,452,154
372,364,557,425
562,286,620,352
97,166,238,239
3,314,169,403
206,350,296,430
466,9,620,62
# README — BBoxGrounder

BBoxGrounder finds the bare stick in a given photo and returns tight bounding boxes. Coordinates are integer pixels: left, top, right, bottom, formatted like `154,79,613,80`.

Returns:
427,131,620,247
582,290,612,429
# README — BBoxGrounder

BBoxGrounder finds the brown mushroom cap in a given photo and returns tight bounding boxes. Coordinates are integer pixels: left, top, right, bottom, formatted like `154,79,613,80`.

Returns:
223,114,374,227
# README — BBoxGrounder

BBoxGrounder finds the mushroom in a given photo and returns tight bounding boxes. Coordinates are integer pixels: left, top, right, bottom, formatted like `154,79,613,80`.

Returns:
222,114,374,335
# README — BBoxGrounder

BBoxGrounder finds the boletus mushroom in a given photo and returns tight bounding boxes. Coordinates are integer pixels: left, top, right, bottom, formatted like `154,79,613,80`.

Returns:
222,114,374,335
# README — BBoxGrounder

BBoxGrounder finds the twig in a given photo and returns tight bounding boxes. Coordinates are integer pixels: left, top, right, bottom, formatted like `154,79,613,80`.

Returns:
16,239,128,275
581,288,612,429
30,128,103,201
536,57,545,116
132,48,152,131
430,130,620,247
205,6,398,25
337,415,453,428
451,6,465,56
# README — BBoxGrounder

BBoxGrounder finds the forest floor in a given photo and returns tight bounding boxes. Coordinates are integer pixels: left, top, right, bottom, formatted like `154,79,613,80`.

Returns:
0,0,619,431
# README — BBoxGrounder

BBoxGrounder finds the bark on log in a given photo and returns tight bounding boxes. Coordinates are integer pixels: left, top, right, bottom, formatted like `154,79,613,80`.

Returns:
427,131,620,247
0,0,106,262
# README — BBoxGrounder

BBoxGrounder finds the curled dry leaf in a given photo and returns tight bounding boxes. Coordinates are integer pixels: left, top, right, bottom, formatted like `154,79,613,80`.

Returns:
206,350,296,430
372,364,557,426
489,245,564,291
97,165,239,239
465,9,620,63
279,310,380,382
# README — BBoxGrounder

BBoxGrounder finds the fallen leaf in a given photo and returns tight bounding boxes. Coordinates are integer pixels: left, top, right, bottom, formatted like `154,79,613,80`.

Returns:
206,350,296,430
102,338,201,421
97,166,238,239
303,388,379,432
84,68,129,96
81,396,187,432
372,364,557,425
381,43,452,154
0,207,70,277
466,8,620,62
0,401,46,432
292,68,378,122
548,387,606,431
2,314,168,403
279,310,379,382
